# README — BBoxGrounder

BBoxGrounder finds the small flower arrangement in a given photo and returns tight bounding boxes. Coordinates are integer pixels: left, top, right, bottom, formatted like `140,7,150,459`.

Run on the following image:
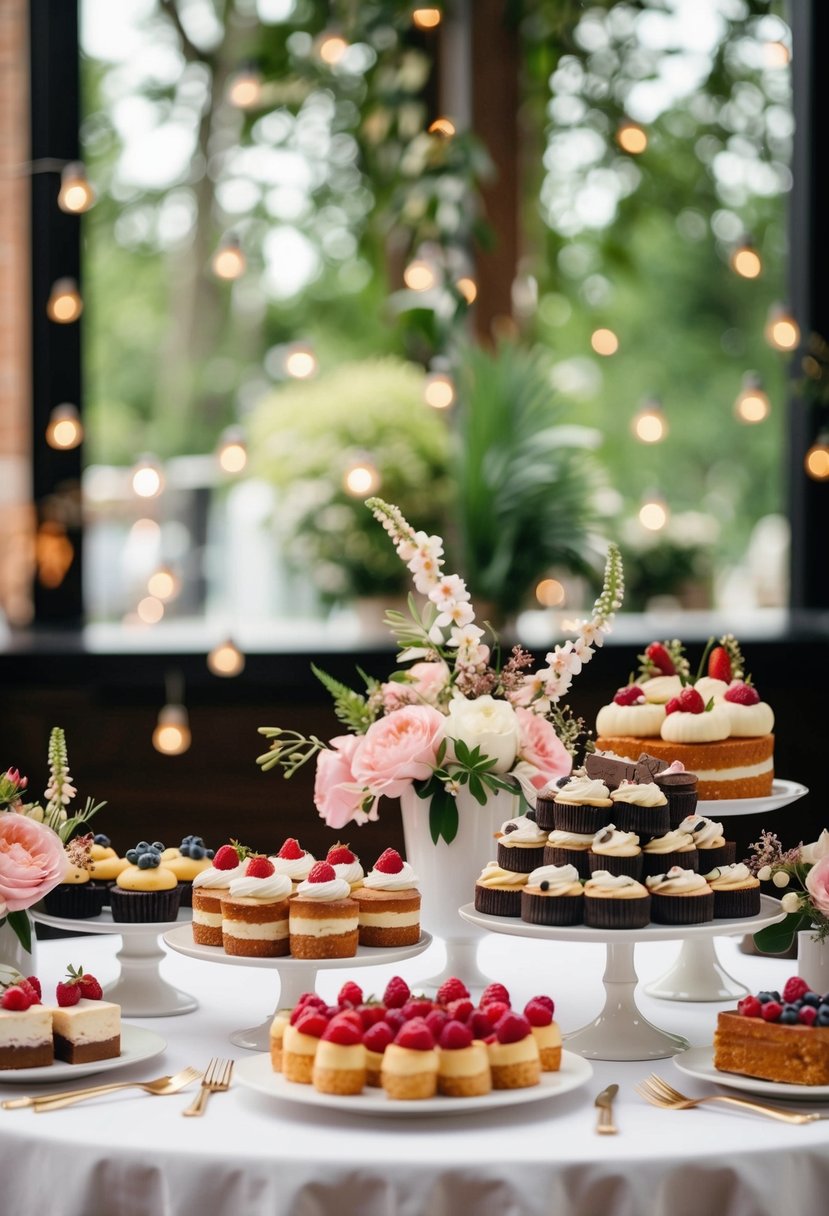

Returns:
258,498,623,844
0,728,105,956
749,829,829,953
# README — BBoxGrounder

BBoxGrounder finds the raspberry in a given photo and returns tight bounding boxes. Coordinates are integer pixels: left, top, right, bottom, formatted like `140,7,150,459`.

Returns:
799,1006,819,1027
246,856,275,879
1,985,32,1011
782,976,811,1004
724,682,760,706
467,1009,493,1039
436,977,470,1005
212,844,240,870
373,848,404,874
737,994,762,1018
357,1003,387,1029
439,1019,473,1050
323,1013,363,1046
16,978,41,1005
524,998,553,1027
383,976,410,1009
676,687,705,714
276,837,305,861
363,1022,393,1053
760,1000,783,1022
402,998,434,1020
495,1011,532,1045
447,997,474,1022
56,980,81,1008
480,982,510,1007
529,993,555,1016
395,1018,435,1051
25,976,42,1000
337,980,364,1008
424,1008,448,1037
78,973,103,1001
326,844,356,866
294,1008,328,1038
613,685,645,707
296,992,326,1010
483,1000,510,1025
384,1008,406,1033
306,861,336,884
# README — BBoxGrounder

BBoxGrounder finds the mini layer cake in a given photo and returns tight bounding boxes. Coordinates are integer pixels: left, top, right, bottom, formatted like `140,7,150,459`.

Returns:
0,980,52,1069
191,843,247,946
271,837,316,890
494,814,548,873
714,979,829,1085
487,1011,541,1089
436,1020,491,1097
523,996,561,1071
312,1013,366,1096
355,848,420,947
220,857,292,957
289,862,359,959
381,1019,439,1100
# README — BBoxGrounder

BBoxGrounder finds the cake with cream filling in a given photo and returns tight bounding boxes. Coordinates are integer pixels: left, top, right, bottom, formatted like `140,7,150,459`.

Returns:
220,856,292,957
714,978,829,1085
52,998,120,1064
353,848,420,947
0,975,52,1069
289,862,359,959
191,842,247,946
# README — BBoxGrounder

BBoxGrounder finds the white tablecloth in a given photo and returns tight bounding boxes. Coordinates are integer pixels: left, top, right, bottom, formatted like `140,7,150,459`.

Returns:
2,929,828,1216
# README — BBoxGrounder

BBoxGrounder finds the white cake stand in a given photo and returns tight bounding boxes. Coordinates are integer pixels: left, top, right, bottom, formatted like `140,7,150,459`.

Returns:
459,895,784,1060
32,906,198,1017
163,925,432,1051
644,779,809,1002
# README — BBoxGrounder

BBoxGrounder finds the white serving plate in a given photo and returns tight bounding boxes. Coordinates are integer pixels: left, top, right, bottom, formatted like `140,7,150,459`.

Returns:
163,924,431,970
234,1048,593,1117
0,1023,166,1085
674,1044,829,1102
697,778,808,817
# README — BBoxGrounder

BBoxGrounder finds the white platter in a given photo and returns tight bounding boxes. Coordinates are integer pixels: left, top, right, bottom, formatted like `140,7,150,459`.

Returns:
33,906,192,935
697,778,808,818
234,1048,593,1117
674,1044,829,1102
163,923,431,970
0,1023,166,1085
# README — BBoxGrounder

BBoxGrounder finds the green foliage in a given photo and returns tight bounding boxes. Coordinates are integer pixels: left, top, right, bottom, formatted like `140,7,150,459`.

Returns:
311,664,377,734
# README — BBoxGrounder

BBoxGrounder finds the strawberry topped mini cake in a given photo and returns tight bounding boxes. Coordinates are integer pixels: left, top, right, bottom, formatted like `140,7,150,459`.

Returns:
289,862,359,958
271,838,316,889
381,1018,439,1100
192,842,248,946
220,856,292,957
312,1011,366,1095
487,1011,541,1089
354,848,420,946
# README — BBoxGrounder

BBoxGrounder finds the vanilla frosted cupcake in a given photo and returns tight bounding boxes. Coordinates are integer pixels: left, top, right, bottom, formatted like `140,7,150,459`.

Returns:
543,829,594,878
473,861,527,917
588,825,642,879
221,857,292,957
583,870,651,929
495,814,548,873
705,862,761,919
610,780,669,836
354,848,420,946
641,828,697,877
553,775,613,834
677,815,734,870
521,863,583,926
645,866,714,924
44,835,106,919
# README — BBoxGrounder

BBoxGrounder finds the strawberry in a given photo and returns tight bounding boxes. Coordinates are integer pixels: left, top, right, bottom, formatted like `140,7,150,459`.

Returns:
495,1011,532,1044
294,1008,329,1037
25,976,42,1000
1,985,32,1011
467,1009,493,1039
357,1003,387,1029
363,1021,393,1053
644,642,675,676
665,687,705,715
446,997,474,1022
56,979,81,1008
337,980,364,1008
306,861,336,884
480,982,510,1007
425,1008,448,1037
524,998,553,1027
276,837,305,861
707,646,732,683
483,1000,510,1025
212,844,241,870
383,976,410,1009
323,1013,363,1045
394,1018,435,1051
613,684,645,707
326,843,356,866
724,682,760,706
402,997,434,1020
436,976,470,1005
439,1019,473,1050
77,973,103,1001
373,848,404,875
384,1008,406,1033
245,856,275,879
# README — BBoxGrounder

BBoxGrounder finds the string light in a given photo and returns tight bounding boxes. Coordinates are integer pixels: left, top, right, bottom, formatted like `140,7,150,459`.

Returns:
456,277,477,304
227,62,263,109
428,117,456,138
632,398,667,444
317,32,348,66
424,371,456,410
805,433,829,481
639,494,669,532
152,703,191,756
131,455,164,499
412,7,442,29
45,403,83,450
283,343,317,379
147,566,180,602
46,277,83,323
211,234,246,281
403,259,437,292
57,162,95,214
730,236,762,279
535,578,565,608
616,121,648,154
217,427,247,474
137,595,165,625
343,456,380,497
207,639,246,677
764,304,800,352
591,328,619,356
734,372,771,424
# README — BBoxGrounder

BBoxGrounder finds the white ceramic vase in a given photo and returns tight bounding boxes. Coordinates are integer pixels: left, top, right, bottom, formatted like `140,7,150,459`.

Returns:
399,782,520,989
0,912,36,978
797,928,829,994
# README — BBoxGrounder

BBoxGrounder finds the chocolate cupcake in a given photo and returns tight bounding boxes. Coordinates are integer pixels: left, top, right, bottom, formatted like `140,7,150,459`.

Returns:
645,867,714,925
588,825,643,880
43,836,107,919
521,864,584,926
495,814,548,874
473,862,528,917
641,829,698,878
552,775,613,834
653,765,699,827
677,815,735,871
109,842,182,923
543,830,594,878
583,871,651,929
534,782,567,832
705,863,761,918
609,781,669,836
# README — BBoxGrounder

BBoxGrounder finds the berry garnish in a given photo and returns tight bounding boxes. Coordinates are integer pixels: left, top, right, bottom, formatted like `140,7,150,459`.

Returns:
294,1008,329,1038
724,682,761,706
245,856,275,879
212,844,241,871
665,687,705,716
56,980,82,1008
483,1000,511,1025
439,1019,473,1050
1,985,32,1011
467,1009,493,1038
737,994,762,1018
529,993,555,1016
446,997,474,1022
394,1018,435,1051
402,998,434,1020
337,980,364,1008
613,685,645,707
760,1000,783,1022
323,1013,363,1045
644,641,676,676
16,978,41,1006
524,998,553,1027
25,976,42,1001
373,848,404,875
480,982,510,1007
296,991,327,1009
276,837,305,861
77,972,103,1001
326,843,356,866
383,1008,406,1033
425,1008,448,1037
799,1006,819,1027
436,976,470,1005
495,1011,532,1045
783,976,811,1004
363,1021,393,1053
306,861,336,884
358,1003,387,1029
383,976,411,1009
707,646,733,684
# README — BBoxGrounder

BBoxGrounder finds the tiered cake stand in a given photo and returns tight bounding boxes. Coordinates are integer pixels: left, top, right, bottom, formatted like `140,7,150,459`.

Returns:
163,925,432,1051
460,896,784,1061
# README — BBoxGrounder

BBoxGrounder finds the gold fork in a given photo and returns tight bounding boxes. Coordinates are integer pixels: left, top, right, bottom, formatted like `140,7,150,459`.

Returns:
182,1057,234,1117
3,1066,202,1113
635,1074,825,1125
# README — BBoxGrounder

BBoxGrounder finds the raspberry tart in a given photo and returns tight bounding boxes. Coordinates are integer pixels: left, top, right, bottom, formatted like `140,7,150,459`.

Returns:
354,848,421,946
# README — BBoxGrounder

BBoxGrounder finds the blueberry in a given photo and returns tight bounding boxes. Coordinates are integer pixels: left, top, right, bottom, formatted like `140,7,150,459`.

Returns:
802,992,820,1007
818,1009,829,1027
757,991,775,1004
206,849,214,860
94,833,111,847
146,849,161,863
793,999,804,1009
190,844,206,859
152,841,165,852
192,836,204,845
181,835,193,845
136,841,150,852
780,1008,799,1024
137,853,155,869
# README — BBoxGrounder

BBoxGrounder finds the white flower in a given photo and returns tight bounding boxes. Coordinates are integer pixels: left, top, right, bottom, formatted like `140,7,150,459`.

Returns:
446,694,520,773
446,622,485,651
549,641,582,677
801,830,829,865
579,621,606,648
435,600,475,630
757,865,772,882
444,778,462,798
781,891,801,914
428,574,470,609
572,635,595,663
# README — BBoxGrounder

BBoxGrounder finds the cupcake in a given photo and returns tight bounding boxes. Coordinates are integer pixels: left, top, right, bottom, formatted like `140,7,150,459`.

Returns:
609,781,669,836
289,862,358,959
88,834,128,897
534,780,570,832
495,814,548,874
325,843,364,892
271,837,316,890
43,835,107,919
487,1011,541,1090
436,1020,491,1097
645,866,714,925
588,825,643,879
520,863,583,926
653,763,699,827
382,1019,439,1100
162,836,215,907
191,843,248,946
677,815,735,871
353,848,420,947
552,775,613,834
312,1012,366,1096
583,871,651,929
220,856,292,957
706,863,761,919
543,829,594,878
473,862,527,917
109,842,181,923
641,828,697,877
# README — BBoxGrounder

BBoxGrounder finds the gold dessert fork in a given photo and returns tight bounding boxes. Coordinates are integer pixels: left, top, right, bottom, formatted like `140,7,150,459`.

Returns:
182,1057,234,1117
635,1074,827,1125
3,1066,201,1112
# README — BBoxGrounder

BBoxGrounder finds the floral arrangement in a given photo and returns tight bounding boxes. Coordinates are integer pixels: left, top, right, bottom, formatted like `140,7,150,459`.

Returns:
258,498,623,844
0,728,105,956
748,830,829,953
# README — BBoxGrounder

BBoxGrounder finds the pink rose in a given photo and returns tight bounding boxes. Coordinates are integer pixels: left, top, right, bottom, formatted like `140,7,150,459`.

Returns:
407,661,450,705
351,705,446,799
806,855,829,918
515,707,572,789
0,814,66,912
314,735,376,830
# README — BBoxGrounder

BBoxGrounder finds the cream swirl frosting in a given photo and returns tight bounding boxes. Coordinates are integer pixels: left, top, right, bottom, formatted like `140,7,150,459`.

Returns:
193,862,246,889
271,853,316,881
645,866,710,895
554,776,612,806
332,860,364,885
705,862,756,889
722,700,775,737
526,864,582,895
643,830,695,854
498,815,548,846
591,825,641,856
585,871,648,897
641,676,683,704
546,829,594,850
294,874,352,901
363,861,418,891
476,862,528,889
660,705,731,743
695,677,730,703
228,872,293,901
677,816,725,848
595,702,665,738
610,781,667,808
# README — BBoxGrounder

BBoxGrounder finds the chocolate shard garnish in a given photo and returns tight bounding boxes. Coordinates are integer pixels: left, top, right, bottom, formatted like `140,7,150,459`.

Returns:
634,753,670,782
585,751,637,790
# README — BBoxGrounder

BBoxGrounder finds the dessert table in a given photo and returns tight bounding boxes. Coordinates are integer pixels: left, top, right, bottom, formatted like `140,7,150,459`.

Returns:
3,930,829,1216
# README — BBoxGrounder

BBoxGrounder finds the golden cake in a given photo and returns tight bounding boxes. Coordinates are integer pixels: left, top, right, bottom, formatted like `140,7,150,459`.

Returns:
594,733,774,800
191,844,247,946
381,1019,439,1100
714,1002,829,1086
288,862,359,959
220,858,292,957
312,1014,366,1096
436,1021,491,1097
354,848,420,946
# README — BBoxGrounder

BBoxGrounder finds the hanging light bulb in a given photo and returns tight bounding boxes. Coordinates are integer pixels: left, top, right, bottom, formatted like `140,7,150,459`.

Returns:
207,638,246,677
46,277,83,323
764,304,800,352
805,433,829,481
428,117,456,138
729,235,762,279
317,31,349,66
412,7,442,29
57,161,95,214
456,276,477,304
591,327,619,356
616,121,648,154
403,259,437,292
535,578,566,608
632,397,668,444
343,454,381,498
45,403,83,450
211,234,246,281
227,61,263,109
152,703,191,755
283,342,317,379
217,427,247,474
131,454,165,499
147,566,180,602
638,493,669,532
424,371,456,410
734,372,771,424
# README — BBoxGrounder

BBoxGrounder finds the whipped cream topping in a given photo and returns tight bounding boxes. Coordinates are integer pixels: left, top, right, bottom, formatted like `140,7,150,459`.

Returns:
546,829,594,850
645,866,711,895
498,814,548,846
677,816,725,848
641,676,683,704
660,704,731,743
476,862,528,889
363,861,418,891
332,860,364,885
227,872,292,901
610,781,667,808
554,776,612,805
642,830,695,854
595,702,665,738
591,825,641,856
694,677,730,703
526,864,582,895
705,863,756,889
271,852,315,880
294,875,352,901
585,871,648,897
723,700,775,737
193,862,245,889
